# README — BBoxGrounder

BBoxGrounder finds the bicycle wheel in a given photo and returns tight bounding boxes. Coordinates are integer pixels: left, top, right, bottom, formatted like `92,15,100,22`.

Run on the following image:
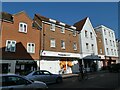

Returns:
78,74,82,81
84,73,88,80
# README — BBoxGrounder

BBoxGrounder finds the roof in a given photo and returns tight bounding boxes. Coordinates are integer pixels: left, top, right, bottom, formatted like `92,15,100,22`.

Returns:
73,17,88,31
35,14,76,30
0,12,13,22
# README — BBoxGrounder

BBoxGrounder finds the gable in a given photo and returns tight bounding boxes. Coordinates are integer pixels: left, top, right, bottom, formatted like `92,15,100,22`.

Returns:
13,11,32,22
82,18,97,37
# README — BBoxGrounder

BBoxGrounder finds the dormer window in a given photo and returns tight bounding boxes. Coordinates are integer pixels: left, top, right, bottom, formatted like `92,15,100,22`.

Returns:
19,22,27,33
50,23,55,31
73,30,76,36
61,26,65,33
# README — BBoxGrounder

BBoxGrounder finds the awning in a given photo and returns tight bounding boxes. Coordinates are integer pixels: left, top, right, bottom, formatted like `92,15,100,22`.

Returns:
83,55,101,60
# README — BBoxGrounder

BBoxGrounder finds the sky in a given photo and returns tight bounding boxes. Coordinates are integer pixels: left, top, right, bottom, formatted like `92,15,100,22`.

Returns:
2,2,119,39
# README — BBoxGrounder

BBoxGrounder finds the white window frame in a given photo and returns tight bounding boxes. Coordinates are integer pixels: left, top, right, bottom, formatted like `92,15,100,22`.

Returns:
104,29,106,35
19,22,27,33
27,43,35,53
105,38,108,45
60,26,65,33
91,44,94,51
50,39,56,48
5,40,16,52
73,30,76,36
85,31,88,38
100,49,102,54
110,40,112,46
73,42,77,50
50,23,55,31
86,43,89,50
61,40,65,49
90,32,93,39
107,48,109,55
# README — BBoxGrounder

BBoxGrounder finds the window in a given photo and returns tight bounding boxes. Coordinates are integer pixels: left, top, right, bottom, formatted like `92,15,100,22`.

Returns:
73,30,76,36
105,38,108,45
85,31,88,37
111,49,114,55
106,48,109,55
61,26,65,33
104,29,106,35
50,23,55,31
114,49,116,55
61,40,65,49
86,43,89,49
27,43,35,53
19,22,27,33
110,40,112,46
90,32,93,39
112,33,113,37
73,42,77,50
100,49,102,54
2,76,31,86
5,40,16,52
109,31,111,37
50,39,55,48
91,44,94,50
113,41,115,47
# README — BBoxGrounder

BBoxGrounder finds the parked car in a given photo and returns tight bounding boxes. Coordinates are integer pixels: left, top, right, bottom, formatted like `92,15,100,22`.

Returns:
0,74,48,90
25,70,63,84
108,63,120,72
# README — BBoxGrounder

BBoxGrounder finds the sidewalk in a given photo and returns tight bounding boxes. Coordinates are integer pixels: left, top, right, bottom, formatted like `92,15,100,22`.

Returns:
62,70,108,79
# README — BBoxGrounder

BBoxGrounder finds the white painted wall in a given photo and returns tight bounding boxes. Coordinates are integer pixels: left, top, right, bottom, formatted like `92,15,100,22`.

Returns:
94,25,118,57
80,18,98,57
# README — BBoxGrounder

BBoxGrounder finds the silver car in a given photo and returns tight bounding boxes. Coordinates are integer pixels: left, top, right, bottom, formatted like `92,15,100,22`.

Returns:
0,74,48,90
25,70,63,84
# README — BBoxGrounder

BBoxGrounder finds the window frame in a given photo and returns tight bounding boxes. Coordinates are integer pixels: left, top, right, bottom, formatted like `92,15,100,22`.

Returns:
50,39,56,48
27,43,35,53
73,42,77,50
50,23,55,31
19,22,27,33
5,40,16,52
61,40,65,49
60,26,65,33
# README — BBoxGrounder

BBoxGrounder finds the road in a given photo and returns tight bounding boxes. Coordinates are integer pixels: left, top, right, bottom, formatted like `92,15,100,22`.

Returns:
48,71,120,89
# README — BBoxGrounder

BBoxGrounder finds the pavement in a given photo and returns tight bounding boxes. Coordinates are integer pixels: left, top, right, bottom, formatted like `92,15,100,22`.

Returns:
62,70,108,79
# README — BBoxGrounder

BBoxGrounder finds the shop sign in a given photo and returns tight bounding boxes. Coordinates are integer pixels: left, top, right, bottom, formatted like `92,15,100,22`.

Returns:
58,54,70,56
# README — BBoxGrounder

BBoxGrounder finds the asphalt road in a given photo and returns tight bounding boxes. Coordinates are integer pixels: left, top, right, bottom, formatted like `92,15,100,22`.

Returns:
48,72,120,89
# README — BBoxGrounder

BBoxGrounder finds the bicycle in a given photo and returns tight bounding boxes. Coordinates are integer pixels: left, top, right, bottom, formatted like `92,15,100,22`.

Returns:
78,68,88,81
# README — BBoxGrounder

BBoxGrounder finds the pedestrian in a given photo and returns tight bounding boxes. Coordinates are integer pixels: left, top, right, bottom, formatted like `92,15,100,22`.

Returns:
79,64,84,79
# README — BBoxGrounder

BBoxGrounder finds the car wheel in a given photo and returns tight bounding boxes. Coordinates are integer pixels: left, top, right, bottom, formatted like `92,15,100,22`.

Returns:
56,77,63,83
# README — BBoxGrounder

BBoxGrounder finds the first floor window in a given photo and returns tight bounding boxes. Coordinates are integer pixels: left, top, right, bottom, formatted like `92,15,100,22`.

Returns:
86,43,89,50
106,48,109,55
61,40,65,49
100,49,102,54
73,43,77,50
27,43,35,53
50,39,56,47
5,40,16,52
91,44,94,50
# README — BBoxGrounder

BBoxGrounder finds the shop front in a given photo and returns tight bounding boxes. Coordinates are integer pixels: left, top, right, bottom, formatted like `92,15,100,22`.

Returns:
39,50,81,74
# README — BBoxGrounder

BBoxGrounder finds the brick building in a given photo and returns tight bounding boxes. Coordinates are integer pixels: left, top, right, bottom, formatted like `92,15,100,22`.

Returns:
1,11,41,74
34,14,81,74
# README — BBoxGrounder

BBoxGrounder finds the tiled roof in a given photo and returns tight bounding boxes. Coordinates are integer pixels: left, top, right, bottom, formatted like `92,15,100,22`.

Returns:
35,14,76,30
73,17,88,31
0,12,13,22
